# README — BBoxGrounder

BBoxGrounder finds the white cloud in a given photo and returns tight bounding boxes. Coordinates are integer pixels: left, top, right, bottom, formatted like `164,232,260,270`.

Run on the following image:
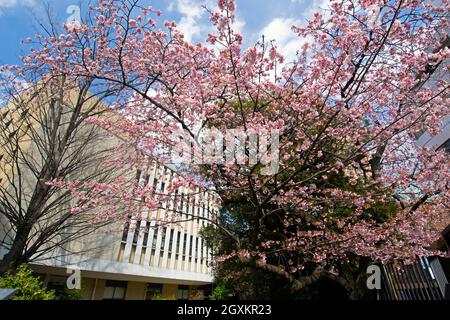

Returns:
232,16,245,35
172,0,245,44
0,0,35,8
303,0,331,21
260,17,303,63
0,0,35,15
173,0,207,43
258,0,330,64
167,1,175,12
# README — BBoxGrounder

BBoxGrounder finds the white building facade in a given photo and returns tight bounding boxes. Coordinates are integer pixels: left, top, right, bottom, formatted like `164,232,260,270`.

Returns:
1,161,217,300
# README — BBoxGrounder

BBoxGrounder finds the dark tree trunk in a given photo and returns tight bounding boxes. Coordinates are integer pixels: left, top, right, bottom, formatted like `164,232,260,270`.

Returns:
347,272,374,300
340,257,377,300
0,224,32,274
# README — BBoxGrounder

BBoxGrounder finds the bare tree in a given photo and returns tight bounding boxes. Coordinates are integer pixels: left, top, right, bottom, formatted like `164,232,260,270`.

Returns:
0,72,132,273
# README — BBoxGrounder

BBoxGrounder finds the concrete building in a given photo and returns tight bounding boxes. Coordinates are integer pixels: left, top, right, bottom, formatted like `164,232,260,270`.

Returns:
416,115,450,152
0,86,216,300
379,115,450,300
29,160,216,300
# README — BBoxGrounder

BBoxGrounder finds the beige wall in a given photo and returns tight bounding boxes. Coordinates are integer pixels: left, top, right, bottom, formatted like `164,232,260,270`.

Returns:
80,278,95,300
162,284,178,300
0,88,134,262
77,278,189,300
91,279,107,300
125,281,147,300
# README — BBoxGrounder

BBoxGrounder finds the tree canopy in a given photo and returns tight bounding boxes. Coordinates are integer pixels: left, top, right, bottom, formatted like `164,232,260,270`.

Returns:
1,0,448,297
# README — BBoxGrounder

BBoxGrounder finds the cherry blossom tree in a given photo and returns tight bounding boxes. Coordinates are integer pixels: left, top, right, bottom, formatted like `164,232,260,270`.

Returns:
3,0,449,296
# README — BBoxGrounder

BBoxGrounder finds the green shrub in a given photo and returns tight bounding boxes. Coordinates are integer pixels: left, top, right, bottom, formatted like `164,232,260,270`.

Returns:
151,294,176,300
55,288,82,300
0,264,55,300
209,283,231,300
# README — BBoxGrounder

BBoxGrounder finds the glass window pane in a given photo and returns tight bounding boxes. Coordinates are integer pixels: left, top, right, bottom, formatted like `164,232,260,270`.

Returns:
114,287,126,299
103,287,114,299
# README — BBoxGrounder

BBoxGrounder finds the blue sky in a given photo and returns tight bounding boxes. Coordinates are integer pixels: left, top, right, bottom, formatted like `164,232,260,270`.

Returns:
0,0,327,66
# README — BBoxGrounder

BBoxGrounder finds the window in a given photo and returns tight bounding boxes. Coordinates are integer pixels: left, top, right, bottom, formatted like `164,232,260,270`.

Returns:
183,235,189,256
46,275,67,296
180,194,184,212
438,138,450,154
176,232,183,253
122,219,131,242
135,169,142,181
160,228,167,250
413,129,426,140
197,237,201,256
168,229,174,252
177,285,189,300
103,280,127,300
151,231,158,249
132,223,141,245
146,283,163,300
142,223,149,247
